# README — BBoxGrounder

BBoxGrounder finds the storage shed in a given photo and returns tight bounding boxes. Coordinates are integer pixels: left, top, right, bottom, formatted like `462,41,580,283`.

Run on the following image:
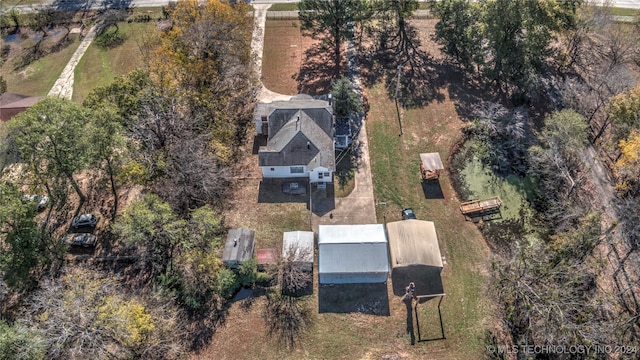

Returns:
283,231,315,272
222,228,255,269
419,152,444,180
386,220,444,297
318,224,389,284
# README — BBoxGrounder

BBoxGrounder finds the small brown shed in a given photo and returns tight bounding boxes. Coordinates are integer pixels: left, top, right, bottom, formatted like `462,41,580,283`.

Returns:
222,228,255,269
0,93,42,121
419,153,444,180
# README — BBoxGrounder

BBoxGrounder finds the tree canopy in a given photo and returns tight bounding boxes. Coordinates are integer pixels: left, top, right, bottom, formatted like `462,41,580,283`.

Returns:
434,0,581,95
298,0,366,74
331,76,362,117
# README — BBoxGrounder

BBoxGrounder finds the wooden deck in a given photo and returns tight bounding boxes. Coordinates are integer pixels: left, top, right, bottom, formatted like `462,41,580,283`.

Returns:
459,196,503,216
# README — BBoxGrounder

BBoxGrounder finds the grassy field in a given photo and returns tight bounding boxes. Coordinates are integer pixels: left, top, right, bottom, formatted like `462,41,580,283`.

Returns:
0,33,81,96
267,3,299,11
72,22,152,103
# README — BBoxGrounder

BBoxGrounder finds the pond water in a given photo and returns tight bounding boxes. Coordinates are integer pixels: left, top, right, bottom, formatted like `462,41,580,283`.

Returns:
453,140,537,229
3,28,63,43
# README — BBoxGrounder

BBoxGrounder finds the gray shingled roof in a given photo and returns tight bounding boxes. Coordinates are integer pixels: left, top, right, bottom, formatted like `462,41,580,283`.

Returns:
258,99,335,170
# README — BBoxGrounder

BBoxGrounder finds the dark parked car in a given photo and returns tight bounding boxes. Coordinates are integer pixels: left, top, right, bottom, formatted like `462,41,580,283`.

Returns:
71,214,98,229
62,233,98,247
402,208,417,220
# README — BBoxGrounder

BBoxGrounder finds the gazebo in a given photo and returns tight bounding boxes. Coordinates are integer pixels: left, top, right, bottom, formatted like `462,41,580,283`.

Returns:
419,152,444,180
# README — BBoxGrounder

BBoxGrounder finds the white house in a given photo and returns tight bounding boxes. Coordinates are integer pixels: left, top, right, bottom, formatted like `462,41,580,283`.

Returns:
254,95,335,184
318,224,389,284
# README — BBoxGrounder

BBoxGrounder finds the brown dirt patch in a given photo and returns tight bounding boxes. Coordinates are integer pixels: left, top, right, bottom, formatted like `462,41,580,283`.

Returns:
262,20,346,96
262,20,315,95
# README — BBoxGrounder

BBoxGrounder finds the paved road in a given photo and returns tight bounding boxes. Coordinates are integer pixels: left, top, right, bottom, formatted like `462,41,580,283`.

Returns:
5,0,638,12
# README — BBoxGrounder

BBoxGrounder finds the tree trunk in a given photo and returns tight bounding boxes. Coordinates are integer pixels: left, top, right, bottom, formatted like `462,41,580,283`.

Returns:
106,158,118,221
67,172,86,218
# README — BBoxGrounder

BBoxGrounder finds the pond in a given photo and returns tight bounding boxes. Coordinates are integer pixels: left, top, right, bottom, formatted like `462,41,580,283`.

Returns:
452,139,539,240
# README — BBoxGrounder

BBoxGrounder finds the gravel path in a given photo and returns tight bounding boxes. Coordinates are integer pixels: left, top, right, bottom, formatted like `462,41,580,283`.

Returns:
48,25,97,99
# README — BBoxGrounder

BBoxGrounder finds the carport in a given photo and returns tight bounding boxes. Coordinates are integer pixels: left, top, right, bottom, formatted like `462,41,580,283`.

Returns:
386,219,446,341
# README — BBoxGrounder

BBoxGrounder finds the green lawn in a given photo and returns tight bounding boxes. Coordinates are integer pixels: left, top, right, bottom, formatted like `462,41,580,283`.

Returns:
72,22,152,103
267,3,298,11
0,34,81,96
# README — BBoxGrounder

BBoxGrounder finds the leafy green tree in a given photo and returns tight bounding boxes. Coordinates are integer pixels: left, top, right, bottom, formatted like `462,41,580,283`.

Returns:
175,205,224,309
433,0,483,72
331,76,362,118
83,69,152,124
0,320,45,360
0,77,6,94
0,181,54,290
298,0,367,74
7,97,93,216
214,268,238,299
434,0,581,94
112,194,186,277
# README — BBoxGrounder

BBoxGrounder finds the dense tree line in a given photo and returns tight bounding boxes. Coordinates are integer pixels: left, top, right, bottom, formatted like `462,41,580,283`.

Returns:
1,0,257,357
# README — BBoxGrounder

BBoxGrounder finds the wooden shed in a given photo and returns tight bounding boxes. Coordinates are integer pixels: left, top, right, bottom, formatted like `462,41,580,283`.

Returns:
222,228,255,268
0,93,42,121
419,153,444,180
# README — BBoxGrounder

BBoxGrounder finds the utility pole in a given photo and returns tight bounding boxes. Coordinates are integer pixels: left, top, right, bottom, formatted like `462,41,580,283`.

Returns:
395,64,403,136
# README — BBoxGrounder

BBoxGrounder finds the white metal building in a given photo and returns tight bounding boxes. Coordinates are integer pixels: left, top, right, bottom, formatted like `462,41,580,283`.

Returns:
318,224,389,284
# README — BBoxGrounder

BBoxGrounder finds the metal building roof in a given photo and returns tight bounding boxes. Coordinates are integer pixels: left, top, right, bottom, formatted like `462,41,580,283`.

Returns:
318,224,389,275
318,224,387,244
386,220,443,268
222,228,255,268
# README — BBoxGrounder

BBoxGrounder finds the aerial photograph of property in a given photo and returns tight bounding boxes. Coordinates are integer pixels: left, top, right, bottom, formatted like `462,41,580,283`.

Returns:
2,0,640,358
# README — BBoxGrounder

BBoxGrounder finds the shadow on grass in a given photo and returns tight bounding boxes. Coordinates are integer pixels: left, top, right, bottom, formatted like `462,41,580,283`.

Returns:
296,40,341,96
421,180,444,199
318,283,390,316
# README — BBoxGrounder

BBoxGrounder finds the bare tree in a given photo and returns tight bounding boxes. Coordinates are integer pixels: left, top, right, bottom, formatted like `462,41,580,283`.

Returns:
262,245,314,348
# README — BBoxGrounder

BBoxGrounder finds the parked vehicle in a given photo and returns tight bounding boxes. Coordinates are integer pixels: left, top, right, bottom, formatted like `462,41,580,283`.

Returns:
71,214,98,229
402,208,417,220
62,233,98,247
